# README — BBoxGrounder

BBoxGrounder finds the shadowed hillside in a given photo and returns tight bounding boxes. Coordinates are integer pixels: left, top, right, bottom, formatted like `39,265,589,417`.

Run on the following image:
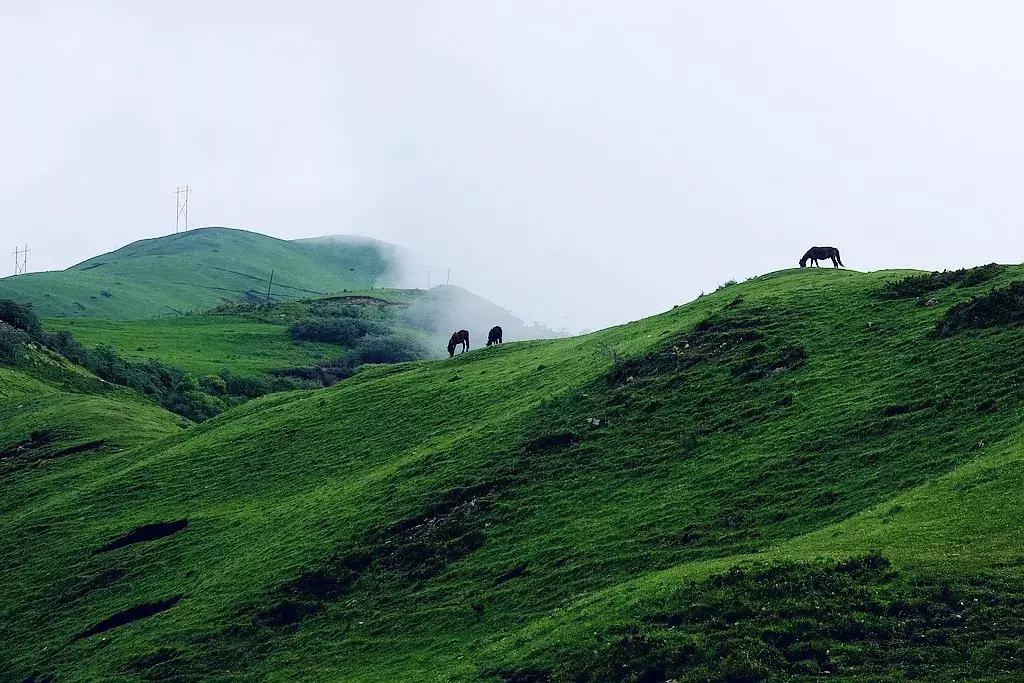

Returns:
3,265,1024,681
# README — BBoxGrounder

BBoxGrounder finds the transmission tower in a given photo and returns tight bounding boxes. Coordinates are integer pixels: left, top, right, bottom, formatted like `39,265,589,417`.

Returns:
12,245,29,275
175,185,192,233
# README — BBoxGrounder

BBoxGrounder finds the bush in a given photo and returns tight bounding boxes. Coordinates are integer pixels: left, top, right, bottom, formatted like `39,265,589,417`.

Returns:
0,299,42,338
218,369,272,398
289,317,385,345
878,264,1002,300
0,329,25,365
355,333,426,364
934,282,1024,336
41,329,89,364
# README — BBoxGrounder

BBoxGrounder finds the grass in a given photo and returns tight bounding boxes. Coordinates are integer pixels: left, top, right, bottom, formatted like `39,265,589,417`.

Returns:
3,265,1024,681
48,314,339,379
44,286,553,382
0,227,398,319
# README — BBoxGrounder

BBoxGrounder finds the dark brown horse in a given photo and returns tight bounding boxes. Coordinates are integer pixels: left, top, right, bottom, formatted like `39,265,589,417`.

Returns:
448,329,470,357
487,325,503,346
800,246,844,268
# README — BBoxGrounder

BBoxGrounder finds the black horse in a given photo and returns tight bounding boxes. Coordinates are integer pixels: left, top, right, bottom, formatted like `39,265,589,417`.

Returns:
448,329,470,357
487,326,503,346
800,246,844,268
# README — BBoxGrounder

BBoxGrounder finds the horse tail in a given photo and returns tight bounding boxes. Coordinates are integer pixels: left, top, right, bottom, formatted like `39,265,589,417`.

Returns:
835,249,844,267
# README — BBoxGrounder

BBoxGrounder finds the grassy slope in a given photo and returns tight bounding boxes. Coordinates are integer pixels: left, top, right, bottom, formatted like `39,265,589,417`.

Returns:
0,228,396,319
3,267,1024,681
0,347,186,519
47,314,339,378
44,287,552,379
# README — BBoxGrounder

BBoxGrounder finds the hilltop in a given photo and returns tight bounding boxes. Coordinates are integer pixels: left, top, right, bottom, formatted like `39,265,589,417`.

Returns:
0,227,401,319
3,265,1024,681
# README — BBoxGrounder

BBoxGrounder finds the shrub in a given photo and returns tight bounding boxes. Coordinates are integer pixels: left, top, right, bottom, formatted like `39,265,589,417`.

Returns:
355,333,426,364
289,317,385,345
934,282,1024,336
41,329,89,363
0,299,43,338
0,329,25,365
218,370,271,398
878,264,1002,300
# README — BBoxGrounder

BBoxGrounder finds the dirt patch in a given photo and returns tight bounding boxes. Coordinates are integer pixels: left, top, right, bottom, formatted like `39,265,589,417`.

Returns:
253,483,498,630
0,430,53,459
730,345,806,380
612,309,798,385
526,432,577,453
880,401,934,417
0,432,106,472
494,563,528,586
94,519,188,555
75,595,184,640
254,600,323,628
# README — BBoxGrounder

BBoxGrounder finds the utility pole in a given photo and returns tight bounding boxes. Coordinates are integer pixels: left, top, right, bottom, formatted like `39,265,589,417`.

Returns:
12,245,29,275
175,185,192,233
446,268,451,286
427,270,431,289
266,269,275,303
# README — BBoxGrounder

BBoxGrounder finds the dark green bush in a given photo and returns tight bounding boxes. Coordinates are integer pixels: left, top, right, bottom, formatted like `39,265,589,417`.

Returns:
0,299,43,338
935,282,1024,336
218,369,271,398
0,329,25,365
355,333,426,364
878,264,1002,300
289,317,385,345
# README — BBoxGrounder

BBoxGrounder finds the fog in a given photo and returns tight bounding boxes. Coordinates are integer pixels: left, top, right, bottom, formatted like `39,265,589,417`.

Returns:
3,2,1024,331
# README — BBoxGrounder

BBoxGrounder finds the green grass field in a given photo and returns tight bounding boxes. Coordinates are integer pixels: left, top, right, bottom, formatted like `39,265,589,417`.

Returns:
48,315,339,378
43,286,553,382
3,265,1024,681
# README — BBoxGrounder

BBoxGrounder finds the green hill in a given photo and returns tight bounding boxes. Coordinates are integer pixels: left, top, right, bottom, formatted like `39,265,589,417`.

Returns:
0,227,401,319
3,265,1024,681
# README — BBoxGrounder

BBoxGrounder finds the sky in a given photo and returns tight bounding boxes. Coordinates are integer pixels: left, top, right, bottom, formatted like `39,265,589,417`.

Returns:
3,2,1024,331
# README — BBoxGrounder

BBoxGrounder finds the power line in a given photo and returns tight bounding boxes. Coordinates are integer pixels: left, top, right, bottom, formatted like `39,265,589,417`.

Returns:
175,185,192,233
12,245,29,275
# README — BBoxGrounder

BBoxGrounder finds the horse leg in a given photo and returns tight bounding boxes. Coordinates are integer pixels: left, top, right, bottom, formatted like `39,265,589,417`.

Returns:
832,256,839,268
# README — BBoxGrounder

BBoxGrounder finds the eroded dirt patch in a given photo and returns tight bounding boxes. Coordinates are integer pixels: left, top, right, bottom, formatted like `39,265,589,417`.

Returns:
75,595,184,640
252,482,500,631
94,519,188,555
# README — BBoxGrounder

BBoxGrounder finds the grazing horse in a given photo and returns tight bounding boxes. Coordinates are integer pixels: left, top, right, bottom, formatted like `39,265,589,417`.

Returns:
448,329,470,357
487,325,503,346
800,246,844,269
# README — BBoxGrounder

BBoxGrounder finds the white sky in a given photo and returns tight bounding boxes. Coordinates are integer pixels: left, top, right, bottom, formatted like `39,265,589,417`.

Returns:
3,1,1024,330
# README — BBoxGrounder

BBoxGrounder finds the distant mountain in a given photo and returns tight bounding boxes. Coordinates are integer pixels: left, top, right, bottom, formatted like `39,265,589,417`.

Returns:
0,227,401,319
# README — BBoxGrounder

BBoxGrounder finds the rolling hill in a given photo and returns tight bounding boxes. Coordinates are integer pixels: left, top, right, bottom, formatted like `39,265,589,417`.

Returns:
3,264,1024,681
0,228,401,319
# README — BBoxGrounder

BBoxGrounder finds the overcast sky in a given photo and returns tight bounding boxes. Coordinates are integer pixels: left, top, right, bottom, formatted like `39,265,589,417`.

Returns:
3,2,1024,330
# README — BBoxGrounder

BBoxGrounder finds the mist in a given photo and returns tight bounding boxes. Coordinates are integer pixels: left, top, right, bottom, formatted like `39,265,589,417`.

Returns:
4,2,1024,331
